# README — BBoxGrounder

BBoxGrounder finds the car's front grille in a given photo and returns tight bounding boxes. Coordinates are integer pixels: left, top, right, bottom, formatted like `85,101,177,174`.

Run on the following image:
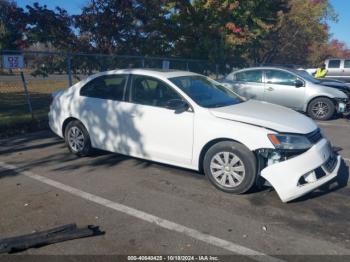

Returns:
306,129,323,144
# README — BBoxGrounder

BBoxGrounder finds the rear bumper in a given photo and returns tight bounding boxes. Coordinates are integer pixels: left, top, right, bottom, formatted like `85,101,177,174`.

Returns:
48,111,63,138
261,138,341,202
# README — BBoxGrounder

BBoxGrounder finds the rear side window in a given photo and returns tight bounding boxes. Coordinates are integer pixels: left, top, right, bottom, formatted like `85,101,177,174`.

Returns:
80,74,127,100
130,75,181,107
344,60,350,68
235,70,263,83
328,60,341,68
265,70,297,86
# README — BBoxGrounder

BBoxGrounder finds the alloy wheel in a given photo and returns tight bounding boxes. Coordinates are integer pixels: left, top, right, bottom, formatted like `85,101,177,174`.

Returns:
312,101,329,119
68,126,85,152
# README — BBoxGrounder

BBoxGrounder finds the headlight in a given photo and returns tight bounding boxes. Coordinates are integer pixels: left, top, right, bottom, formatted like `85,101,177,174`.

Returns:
268,134,312,150
335,97,349,103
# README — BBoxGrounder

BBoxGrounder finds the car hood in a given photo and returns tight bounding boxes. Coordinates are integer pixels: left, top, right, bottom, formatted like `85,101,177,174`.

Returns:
209,100,317,134
321,82,350,93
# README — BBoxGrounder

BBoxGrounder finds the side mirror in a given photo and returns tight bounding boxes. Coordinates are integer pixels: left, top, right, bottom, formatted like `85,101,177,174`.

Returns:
295,79,304,88
166,99,189,113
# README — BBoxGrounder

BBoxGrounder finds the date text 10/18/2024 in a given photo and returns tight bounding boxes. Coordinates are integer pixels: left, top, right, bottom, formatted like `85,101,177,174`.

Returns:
127,255,219,261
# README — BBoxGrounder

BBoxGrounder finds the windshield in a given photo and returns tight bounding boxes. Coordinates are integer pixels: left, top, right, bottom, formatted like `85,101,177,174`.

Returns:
293,70,320,84
169,75,243,108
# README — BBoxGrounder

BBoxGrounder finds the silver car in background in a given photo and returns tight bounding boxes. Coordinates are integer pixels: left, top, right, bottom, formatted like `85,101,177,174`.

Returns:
221,67,350,120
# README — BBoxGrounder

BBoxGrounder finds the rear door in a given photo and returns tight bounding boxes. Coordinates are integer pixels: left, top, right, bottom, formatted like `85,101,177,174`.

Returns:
263,69,305,110
78,74,129,152
233,70,265,100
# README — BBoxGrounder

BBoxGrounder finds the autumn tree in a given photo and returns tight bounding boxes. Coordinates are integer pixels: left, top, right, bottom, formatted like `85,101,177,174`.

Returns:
165,0,287,66
0,0,342,69
0,0,27,50
74,0,171,55
24,2,76,50
253,0,337,66
308,39,350,65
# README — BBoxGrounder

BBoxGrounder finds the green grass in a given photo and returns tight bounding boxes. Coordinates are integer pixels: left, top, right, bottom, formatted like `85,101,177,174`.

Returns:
0,78,68,134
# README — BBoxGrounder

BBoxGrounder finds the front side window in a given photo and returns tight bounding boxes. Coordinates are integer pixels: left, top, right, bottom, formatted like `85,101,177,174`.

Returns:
344,60,350,68
265,70,297,86
235,70,263,83
130,75,182,107
328,60,341,68
80,74,127,100
169,75,242,108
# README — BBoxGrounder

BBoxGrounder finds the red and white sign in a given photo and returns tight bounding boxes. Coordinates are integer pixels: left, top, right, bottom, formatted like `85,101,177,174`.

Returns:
2,55,25,69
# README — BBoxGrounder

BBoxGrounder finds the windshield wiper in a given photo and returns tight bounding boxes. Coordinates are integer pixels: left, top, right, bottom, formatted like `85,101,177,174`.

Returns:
208,102,234,108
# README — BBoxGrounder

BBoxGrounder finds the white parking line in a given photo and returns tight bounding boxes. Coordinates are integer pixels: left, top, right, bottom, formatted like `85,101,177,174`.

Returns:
0,161,283,262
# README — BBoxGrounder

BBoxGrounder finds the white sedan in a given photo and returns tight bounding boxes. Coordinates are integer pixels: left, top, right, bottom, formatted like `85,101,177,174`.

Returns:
49,69,341,202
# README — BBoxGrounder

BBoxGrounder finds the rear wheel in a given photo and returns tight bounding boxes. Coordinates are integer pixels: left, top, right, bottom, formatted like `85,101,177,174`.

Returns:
64,120,92,156
307,97,335,121
203,141,257,194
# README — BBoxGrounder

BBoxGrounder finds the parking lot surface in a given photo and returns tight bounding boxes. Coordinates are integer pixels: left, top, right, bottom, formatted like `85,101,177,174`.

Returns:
0,117,350,258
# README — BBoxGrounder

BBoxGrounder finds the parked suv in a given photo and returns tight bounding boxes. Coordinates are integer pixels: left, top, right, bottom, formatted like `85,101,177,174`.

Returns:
221,67,349,120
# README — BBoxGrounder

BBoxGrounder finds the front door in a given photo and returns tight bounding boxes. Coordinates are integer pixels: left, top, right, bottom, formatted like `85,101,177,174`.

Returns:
263,69,305,110
125,74,194,166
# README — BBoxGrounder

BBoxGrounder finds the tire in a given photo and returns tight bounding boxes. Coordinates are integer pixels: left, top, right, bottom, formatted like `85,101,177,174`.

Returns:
203,141,257,194
64,120,92,156
307,97,335,121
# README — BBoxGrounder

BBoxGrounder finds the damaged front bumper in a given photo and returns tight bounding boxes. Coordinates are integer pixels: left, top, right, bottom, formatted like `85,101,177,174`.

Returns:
260,138,341,203
336,98,350,115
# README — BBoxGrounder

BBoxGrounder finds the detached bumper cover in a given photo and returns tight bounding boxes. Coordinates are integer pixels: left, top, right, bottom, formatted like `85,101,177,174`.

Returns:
261,138,341,203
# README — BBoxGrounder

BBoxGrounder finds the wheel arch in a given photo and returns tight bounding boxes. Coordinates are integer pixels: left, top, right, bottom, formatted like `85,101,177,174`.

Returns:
62,117,80,137
198,138,244,173
305,95,336,112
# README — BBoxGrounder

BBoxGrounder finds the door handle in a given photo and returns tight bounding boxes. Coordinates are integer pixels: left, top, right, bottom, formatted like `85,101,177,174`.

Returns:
267,87,274,91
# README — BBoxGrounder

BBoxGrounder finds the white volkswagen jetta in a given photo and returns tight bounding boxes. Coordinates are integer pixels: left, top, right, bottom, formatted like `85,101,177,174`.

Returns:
49,69,341,202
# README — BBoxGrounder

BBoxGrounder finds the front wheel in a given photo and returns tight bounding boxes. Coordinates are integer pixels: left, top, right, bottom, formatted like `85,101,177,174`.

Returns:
64,120,92,156
307,97,335,121
203,141,257,194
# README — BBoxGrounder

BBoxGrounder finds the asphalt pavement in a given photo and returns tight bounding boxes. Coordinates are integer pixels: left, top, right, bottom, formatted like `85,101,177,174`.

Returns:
0,117,350,260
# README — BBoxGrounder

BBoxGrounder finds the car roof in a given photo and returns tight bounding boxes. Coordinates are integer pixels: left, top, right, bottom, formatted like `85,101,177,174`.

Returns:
98,68,199,79
325,58,349,60
233,66,293,72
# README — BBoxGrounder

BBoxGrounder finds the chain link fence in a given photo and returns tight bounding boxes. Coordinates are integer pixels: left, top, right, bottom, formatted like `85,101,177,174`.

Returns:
0,50,241,135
